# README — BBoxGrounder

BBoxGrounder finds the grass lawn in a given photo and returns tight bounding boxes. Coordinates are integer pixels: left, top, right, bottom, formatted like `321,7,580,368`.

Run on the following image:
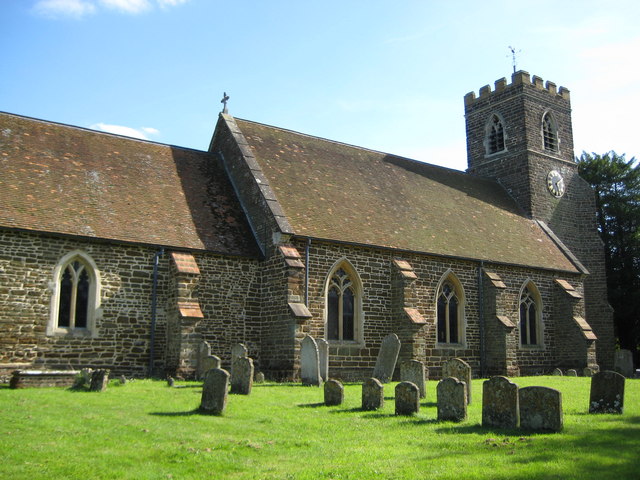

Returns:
1,376,639,479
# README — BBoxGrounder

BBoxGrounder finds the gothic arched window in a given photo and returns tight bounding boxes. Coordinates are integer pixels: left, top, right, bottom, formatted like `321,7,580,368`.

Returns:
519,282,542,346
436,272,465,345
542,112,558,152
48,251,100,336
486,114,506,155
325,262,362,342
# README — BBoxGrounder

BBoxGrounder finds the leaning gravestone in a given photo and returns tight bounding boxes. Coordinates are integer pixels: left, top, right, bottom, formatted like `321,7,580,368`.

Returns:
200,355,221,379
437,377,467,422
300,335,321,386
566,369,578,377
395,381,420,416
197,340,212,379
401,360,426,399
372,333,401,383
519,386,563,432
552,368,563,376
589,370,625,414
614,349,634,378
442,358,472,403
362,377,384,411
89,369,109,392
200,368,229,415
324,379,344,406
317,338,329,382
482,376,519,429
230,356,254,395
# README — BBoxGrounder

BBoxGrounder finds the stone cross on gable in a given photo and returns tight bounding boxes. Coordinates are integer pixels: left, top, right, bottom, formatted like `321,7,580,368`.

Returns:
221,92,230,114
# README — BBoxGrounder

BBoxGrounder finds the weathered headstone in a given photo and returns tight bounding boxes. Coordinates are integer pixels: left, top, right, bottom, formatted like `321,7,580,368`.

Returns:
401,360,426,399
552,368,563,376
317,338,329,382
583,367,594,377
437,377,467,422
74,368,93,389
362,377,384,411
230,356,254,395
589,370,625,414
482,376,519,429
167,376,175,387
614,349,634,378
89,369,109,392
301,335,321,386
395,381,420,415
200,368,229,415
255,372,265,383
566,369,578,377
196,340,212,379
119,375,127,385
442,358,472,403
324,379,344,406
519,386,563,432
372,333,401,383
201,355,221,377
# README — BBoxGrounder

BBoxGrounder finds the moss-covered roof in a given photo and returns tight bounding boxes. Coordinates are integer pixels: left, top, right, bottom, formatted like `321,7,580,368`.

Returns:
234,118,579,272
0,112,259,256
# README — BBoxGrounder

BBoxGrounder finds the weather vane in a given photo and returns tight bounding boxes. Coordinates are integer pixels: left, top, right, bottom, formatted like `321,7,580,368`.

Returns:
221,92,230,114
507,46,521,74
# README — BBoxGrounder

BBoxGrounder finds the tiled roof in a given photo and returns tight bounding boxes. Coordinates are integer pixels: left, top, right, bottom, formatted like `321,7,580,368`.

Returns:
0,112,259,257
233,118,579,273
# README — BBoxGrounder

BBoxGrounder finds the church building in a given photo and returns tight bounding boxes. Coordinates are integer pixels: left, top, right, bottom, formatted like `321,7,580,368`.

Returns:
0,71,614,381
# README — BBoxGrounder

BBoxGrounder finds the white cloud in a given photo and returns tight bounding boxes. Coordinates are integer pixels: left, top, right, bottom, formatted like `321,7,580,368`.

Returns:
32,0,97,19
90,123,159,140
99,0,151,14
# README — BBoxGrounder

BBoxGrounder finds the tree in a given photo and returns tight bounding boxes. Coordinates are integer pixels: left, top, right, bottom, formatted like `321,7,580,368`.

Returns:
577,151,640,359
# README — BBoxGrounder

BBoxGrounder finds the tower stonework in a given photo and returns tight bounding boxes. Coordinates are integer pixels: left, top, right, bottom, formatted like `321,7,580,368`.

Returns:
464,71,614,369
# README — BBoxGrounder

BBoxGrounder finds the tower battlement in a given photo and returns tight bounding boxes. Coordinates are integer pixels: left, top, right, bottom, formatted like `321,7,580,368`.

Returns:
464,70,570,106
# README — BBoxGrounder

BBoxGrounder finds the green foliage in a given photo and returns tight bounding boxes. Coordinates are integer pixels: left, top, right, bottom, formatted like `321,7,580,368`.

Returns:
577,151,640,353
1,378,639,479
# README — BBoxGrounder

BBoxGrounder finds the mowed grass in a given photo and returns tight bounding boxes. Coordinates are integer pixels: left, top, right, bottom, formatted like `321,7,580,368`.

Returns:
1,376,639,480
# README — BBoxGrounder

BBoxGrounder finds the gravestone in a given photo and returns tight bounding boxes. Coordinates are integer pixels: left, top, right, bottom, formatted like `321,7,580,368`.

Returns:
401,360,426,399
167,376,175,387
231,343,248,373
317,338,329,382
372,333,401,383
255,372,265,383
442,358,472,403
119,375,127,385
197,340,212,379
552,368,563,376
74,368,93,389
482,376,519,429
614,349,634,378
519,386,563,432
230,356,254,395
589,370,625,414
324,379,344,406
566,369,577,377
89,369,109,392
395,381,420,415
200,355,222,379
300,335,321,386
200,368,229,415
583,367,594,377
437,377,467,422
362,377,384,411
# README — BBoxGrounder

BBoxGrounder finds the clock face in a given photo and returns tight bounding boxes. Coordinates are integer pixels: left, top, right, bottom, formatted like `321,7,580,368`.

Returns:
547,170,565,198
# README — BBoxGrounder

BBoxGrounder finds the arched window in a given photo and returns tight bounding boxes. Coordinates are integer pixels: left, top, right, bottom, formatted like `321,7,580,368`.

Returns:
436,272,465,345
542,112,558,152
48,251,100,336
325,261,362,343
519,282,542,346
485,114,506,155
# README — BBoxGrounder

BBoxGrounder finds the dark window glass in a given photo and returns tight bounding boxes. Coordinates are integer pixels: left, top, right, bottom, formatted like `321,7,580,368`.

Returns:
488,116,505,154
342,288,354,341
58,268,72,327
543,114,557,151
328,287,339,340
75,268,90,328
437,295,447,343
449,296,459,343
528,303,537,344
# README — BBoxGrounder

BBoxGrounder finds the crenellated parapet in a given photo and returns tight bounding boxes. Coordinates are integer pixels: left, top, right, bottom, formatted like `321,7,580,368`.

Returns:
464,70,570,106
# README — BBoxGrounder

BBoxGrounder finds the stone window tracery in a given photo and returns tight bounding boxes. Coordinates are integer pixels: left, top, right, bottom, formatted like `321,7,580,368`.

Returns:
436,273,465,345
325,261,362,343
542,112,558,152
519,282,542,346
486,114,506,155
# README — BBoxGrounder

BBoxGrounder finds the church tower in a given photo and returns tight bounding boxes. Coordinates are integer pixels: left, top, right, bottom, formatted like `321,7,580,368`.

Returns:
464,71,615,369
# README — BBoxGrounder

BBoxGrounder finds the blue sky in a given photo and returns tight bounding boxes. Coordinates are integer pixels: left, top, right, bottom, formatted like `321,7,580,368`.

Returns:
1,0,639,171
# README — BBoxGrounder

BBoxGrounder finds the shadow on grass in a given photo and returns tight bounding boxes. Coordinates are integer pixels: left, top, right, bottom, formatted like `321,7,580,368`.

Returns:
149,409,205,417
297,402,326,408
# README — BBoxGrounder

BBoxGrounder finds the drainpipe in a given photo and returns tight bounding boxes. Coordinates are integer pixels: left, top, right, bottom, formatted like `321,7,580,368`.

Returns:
478,260,486,378
148,248,164,377
305,238,311,305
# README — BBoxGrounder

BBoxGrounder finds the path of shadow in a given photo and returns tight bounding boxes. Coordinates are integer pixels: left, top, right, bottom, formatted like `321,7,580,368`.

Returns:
149,409,201,417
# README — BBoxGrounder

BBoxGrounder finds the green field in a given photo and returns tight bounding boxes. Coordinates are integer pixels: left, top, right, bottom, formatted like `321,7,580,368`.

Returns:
1,376,638,479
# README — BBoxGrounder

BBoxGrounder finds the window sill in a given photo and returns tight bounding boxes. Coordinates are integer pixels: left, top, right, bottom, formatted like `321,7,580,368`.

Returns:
49,327,94,338
436,342,466,350
519,343,544,350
